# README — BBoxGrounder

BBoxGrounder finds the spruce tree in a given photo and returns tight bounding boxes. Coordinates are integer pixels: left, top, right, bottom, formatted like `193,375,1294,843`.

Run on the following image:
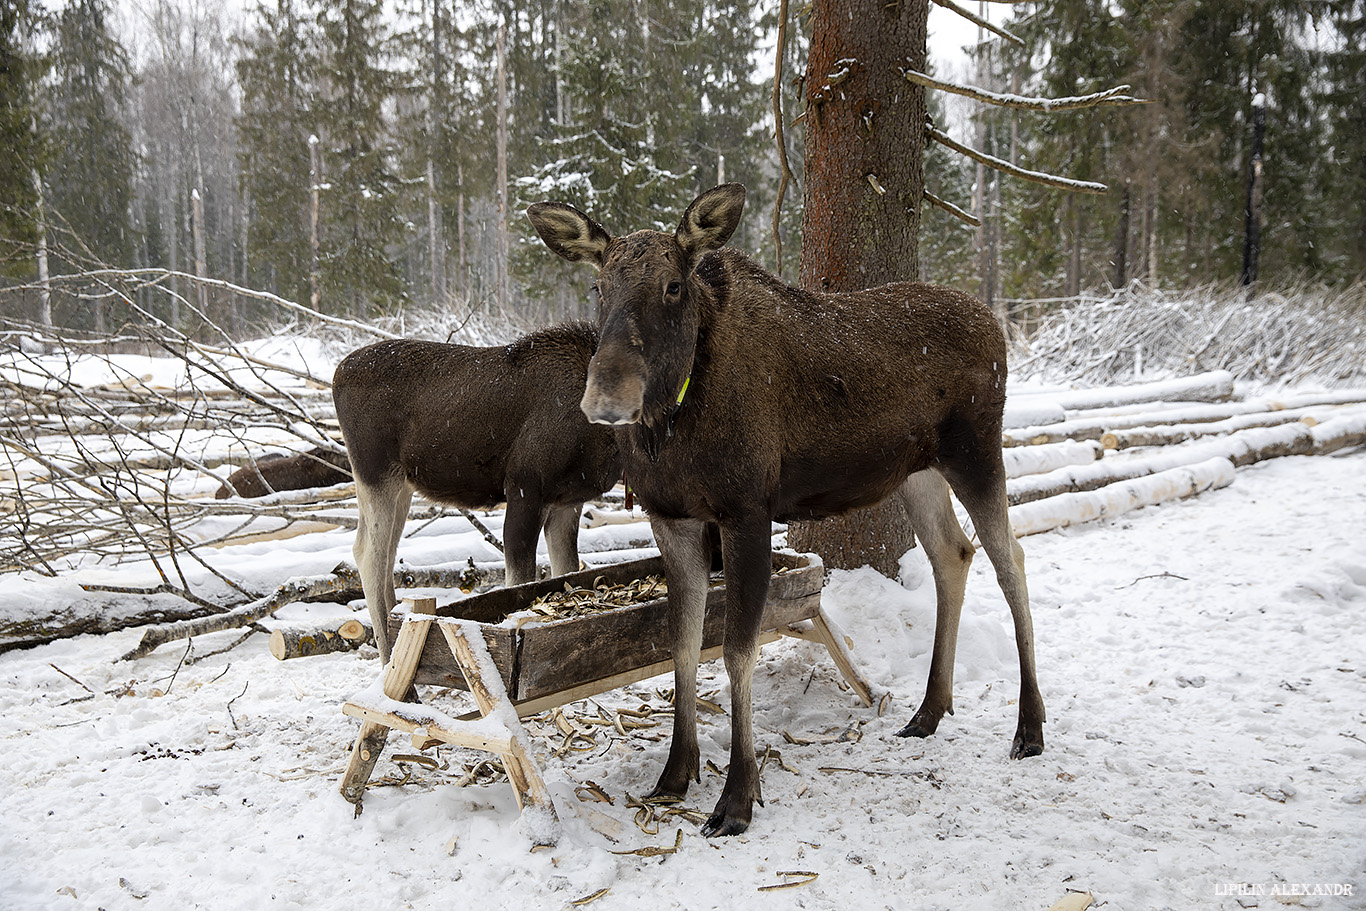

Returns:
45,0,136,277
0,0,46,279
313,0,406,316
237,0,318,307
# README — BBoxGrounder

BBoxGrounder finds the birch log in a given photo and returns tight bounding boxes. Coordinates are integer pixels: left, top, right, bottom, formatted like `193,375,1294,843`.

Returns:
1100,411,1314,450
1310,410,1366,454
268,615,372,660
1008,423,1312,506
1008,370,1235,413
119,559,514,662
1009,457,1236,537
1003,390,1366,447
1003,439,1102,479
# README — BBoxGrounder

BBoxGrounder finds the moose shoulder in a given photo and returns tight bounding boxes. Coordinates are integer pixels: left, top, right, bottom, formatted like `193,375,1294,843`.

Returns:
528,185,1044,838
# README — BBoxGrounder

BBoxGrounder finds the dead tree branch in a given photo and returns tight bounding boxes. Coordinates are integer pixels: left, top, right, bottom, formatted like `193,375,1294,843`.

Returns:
903,69,1147,112
924,190,981,227
927,0,1025,47
927,123,1109,194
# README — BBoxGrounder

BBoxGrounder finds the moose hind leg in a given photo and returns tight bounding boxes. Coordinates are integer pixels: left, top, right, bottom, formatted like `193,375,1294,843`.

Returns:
895,470,974,741
354,474,412,665
542,504,583,578
946,461,1045,759
648,517,711,801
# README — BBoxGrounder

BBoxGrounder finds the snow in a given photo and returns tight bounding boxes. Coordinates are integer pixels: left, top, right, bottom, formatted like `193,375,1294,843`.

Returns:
3,446,1365,909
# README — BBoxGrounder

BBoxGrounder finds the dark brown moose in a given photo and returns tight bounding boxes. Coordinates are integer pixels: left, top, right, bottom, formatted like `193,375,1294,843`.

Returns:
331,322,621,662
214,447,351,499
527,184,1044,837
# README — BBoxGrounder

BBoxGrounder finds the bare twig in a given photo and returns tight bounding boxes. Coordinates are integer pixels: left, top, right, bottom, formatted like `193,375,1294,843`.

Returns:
927,0,1025,46
924,190,981,226
927,123,1108,194
903,69,1147,112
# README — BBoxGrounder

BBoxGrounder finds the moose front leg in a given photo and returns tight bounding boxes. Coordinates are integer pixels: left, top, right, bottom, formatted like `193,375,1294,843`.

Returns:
648,516,712,799
703,520,772,837
501,487,544,587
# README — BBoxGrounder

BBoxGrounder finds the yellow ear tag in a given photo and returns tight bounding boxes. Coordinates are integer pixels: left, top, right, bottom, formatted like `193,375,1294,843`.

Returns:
675,376,691,406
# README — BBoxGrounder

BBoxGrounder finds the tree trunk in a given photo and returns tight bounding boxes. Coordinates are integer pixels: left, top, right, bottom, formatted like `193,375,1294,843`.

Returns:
495,24,509,315
308,134,321,313
1241,94,1265,293
786,0,928,577
1113,179,1130,288
31,168,51,331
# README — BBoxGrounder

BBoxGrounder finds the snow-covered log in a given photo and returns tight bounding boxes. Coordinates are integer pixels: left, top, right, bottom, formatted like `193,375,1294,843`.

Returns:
1003,439,1102,479
1009,457,1236,537
1001,390,1366,447
1100,411,1312,450
1007,424,1312,506
1003,398,1067,429
1310,411,1366,454
1010,370,1234,413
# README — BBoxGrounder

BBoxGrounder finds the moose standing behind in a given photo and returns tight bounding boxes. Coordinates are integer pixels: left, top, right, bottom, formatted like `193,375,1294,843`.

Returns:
528,184,1044,837
332,323,620,663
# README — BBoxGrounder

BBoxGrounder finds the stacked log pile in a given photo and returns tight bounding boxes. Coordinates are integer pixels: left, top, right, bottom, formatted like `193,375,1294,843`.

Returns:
1001,372,1366,537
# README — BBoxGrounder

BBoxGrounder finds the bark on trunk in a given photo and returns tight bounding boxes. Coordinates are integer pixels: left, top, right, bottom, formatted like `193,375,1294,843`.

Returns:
786,0,928,577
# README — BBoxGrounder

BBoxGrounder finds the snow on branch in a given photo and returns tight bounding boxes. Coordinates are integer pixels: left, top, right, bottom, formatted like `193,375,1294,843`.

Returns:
923,190,980,227
928,0,1025,47
903,69,1148,112
926,123,1108,194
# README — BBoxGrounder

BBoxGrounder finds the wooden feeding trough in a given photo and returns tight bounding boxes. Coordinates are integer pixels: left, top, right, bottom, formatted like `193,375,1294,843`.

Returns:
338,551,870,843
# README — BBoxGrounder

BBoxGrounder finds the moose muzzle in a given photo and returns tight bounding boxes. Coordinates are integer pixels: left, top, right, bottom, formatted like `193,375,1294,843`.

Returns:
581,346,646,425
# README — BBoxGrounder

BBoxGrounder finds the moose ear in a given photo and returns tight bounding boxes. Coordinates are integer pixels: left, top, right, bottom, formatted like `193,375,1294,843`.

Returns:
676,184,746,261
526,202,612,267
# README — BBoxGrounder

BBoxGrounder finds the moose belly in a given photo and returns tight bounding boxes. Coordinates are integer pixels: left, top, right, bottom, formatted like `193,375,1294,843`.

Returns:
774,440,932,522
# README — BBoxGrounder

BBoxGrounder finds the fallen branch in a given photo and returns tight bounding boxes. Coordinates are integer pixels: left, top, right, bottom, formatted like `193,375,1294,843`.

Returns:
118,559,516,662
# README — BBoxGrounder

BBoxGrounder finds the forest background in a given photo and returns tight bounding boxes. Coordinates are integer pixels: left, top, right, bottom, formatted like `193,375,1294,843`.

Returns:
2,0,1364,339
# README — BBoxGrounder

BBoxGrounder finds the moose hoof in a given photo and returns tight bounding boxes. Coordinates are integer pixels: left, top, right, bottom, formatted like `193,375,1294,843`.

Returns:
895,710,942,739
701,810,750,838
1010,731,1044,759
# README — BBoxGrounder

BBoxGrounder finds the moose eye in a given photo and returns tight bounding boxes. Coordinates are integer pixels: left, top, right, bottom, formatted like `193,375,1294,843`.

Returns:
666,281,681,296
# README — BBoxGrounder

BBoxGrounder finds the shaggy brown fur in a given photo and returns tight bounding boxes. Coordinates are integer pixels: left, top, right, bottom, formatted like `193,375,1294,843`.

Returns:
331,322,621,662
529,185,1044,838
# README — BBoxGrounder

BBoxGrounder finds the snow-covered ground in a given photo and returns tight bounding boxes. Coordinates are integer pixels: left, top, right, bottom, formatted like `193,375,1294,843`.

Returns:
2,443,1364,910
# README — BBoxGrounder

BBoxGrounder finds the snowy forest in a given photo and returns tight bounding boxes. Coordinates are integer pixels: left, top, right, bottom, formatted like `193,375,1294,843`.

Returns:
2,0,1364,338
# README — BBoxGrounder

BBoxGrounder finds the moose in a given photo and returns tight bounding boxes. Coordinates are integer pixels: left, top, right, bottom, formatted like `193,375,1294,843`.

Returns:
331,322,621,663
214,446,351,499
527,184,1044,837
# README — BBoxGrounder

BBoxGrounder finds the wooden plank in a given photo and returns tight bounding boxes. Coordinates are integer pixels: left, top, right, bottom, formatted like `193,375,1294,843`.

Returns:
341,702,514,753
440,621,560,843
501,631,783,718
514,556,822,702
338,597,435,804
